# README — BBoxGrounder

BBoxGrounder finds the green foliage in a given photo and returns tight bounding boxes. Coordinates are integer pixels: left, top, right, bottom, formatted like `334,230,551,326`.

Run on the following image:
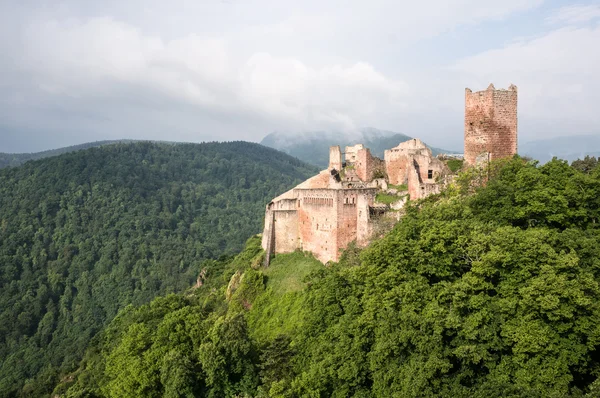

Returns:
247,252,322,342
388,183,408,191
376,192,401,204
447,158,464,172
289,157,600,397
0,141,317,396
42,155,600,397
572,156,598,174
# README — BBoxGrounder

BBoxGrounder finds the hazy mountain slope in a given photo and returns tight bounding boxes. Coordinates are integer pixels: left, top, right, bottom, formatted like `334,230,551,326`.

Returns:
0,141,317,397
261,128,458,167
0,140,132,169
520,134,600,163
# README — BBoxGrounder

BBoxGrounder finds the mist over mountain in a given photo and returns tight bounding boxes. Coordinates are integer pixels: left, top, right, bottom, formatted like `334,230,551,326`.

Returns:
260,128,460,167
520,134,600,163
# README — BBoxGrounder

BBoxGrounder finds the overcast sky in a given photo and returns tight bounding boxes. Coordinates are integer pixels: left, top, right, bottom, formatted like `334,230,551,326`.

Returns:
0,0,599,153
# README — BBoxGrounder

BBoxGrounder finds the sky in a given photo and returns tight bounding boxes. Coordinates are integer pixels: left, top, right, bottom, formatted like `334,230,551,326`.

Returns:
0,0,599,153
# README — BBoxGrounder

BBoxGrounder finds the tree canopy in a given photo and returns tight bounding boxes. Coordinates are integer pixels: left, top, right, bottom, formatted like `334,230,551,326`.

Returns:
58,156,600,397
0,141,317,397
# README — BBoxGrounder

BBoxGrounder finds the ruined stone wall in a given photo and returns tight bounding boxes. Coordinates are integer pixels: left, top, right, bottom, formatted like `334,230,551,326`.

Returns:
384,139,430,185
336,191,359,257
345,144,364,164
355,148,384,182
384,153,409,185
407,164,421,200
464,84,518,166
329,146,342,170
356,190,375,246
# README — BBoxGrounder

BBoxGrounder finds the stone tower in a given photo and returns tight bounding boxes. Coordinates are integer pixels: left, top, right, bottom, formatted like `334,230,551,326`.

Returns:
464,83,518,166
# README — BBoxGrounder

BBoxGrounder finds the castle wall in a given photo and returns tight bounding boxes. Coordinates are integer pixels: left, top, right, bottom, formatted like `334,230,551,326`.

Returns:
329,146,342,170
336,188,376,254
356,190,375,246
407,164,421,200
464,84,518,166
273,210,300,253
337,191,359,256
384,151,409,185
355,148,384,182
297,189,339,263
345,144,364,164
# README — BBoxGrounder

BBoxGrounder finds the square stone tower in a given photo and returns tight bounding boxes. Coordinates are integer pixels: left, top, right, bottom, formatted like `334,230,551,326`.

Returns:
464,83,518,166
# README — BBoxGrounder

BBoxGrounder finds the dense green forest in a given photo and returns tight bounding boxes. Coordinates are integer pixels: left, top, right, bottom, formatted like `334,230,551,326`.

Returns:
55,156,600,397
0,141,317,397
0,140,126,169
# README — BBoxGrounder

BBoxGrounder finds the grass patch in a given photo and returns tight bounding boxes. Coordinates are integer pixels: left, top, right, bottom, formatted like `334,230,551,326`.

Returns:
447,159,464,172
262,251,322,295
376,192,400,204
247,251,322,342
388,183,408,191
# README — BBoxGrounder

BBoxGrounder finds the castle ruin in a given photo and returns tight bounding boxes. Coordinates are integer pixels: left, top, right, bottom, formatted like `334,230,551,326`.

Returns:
262,140,451,264
464,84,518,166
262,84,518,264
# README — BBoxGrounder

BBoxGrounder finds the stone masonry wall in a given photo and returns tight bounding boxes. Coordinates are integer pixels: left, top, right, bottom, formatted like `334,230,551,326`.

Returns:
384,154,409,185
273,210,300,253
464,84,518,166
329,146,342,170
337,188,376,257
355,148,384,182
297,189,339,263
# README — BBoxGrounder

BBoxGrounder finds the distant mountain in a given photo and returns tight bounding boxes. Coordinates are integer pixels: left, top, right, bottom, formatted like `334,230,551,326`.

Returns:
520,135,600,163
260,128,458,167
0,140,131,169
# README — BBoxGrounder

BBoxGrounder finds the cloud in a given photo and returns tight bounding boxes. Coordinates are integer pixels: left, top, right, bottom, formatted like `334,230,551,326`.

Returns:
14,14,408,135
450,23,600,137
2,0,600,153
546,4,600,25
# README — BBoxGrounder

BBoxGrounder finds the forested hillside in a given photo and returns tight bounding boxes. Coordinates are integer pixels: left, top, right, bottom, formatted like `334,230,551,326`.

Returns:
0,140,125,169
0,141,317,397
57,156,600,397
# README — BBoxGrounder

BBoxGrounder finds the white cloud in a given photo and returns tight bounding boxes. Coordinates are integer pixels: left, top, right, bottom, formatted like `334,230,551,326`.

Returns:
450,24,600,137
4,0,600,153
16,15,408,134
546,4,600,25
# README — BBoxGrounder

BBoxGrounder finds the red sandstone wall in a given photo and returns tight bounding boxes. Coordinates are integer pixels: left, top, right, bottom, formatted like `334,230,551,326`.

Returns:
356,148,383,182
464,86,517,166
385,155,409,185
407,165,421,200
336,191,358,257
297,189,339,263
